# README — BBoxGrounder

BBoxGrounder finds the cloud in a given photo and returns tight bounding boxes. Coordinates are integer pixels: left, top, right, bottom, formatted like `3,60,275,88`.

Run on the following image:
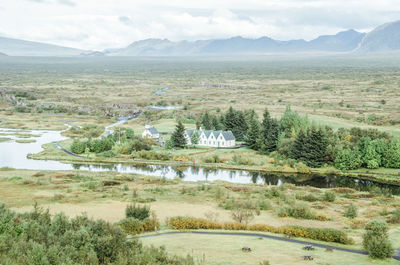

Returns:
2,0,400,50
119,16,133,26
24,0,75,6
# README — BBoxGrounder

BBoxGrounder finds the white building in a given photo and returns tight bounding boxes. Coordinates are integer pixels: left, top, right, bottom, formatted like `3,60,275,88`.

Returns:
185,128,236,148
142,123,165,145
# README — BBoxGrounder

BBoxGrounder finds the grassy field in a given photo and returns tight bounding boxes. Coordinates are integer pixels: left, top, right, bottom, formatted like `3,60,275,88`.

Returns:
141,233,397,265
1,168,400,251
1,56,400,130
2,56,400,264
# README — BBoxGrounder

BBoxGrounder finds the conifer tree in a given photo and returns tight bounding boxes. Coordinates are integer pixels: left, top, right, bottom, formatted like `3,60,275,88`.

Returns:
245,118,260,149
201,112,212,130
190,131,199,145
258,109,280,153
212,116,223,130
171,120,187,148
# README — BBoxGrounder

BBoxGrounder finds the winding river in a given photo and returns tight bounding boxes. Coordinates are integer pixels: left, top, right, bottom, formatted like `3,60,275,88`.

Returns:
1,127,400,194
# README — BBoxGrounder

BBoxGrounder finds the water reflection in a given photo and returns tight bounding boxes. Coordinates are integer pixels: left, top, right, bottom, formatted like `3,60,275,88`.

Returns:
1,127,399,194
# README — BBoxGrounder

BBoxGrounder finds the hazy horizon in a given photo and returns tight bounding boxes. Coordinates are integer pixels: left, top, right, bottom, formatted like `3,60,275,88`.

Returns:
1,0,400,50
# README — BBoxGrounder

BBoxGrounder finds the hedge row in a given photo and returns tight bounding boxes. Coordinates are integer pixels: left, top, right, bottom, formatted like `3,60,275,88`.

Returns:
119,217,159,235
168,217,354,245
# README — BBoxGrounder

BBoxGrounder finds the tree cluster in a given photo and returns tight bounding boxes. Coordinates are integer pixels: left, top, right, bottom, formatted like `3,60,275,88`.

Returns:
0,203,194,264
239,106,400,170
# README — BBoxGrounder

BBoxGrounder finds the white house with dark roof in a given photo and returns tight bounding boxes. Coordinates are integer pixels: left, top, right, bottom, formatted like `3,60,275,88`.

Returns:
142,123,160,140
185,128,236,148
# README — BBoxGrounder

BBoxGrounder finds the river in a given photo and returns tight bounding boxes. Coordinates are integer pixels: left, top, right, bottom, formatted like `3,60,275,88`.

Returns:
1,127,400,194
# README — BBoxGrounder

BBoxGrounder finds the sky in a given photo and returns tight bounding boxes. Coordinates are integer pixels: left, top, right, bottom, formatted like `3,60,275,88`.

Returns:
0,0,399,51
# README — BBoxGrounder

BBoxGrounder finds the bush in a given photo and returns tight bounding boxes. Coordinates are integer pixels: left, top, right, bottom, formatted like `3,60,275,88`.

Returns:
296,193,319,202
119,217,159,235
323,191,336,202
167,216,353,244
119,217,144,234
96,150,117,158
277,203,317,220
344,203,358,219
0,204,193,264
134,150,172,161
125,204,150,221
203,155,220,163
363,220,394,259
388,208,400,224
71,139,87,154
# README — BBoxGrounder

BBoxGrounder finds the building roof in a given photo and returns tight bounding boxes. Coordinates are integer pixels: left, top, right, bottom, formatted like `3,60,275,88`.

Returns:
221,131,235,141
148,127,159,135
185,129,235,141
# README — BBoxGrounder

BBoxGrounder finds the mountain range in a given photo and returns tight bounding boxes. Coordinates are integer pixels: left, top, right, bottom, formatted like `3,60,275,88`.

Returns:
0,20,399,57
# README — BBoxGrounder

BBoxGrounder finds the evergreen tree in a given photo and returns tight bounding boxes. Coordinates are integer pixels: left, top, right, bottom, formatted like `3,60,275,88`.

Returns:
223,107,248,141
263,118,280,153
245,118,260,149
171,121,187,148
290,127,327,168
290,129,307,161
190,131,199,145
223,107,237,132
212,115,223,130
201,112,212,130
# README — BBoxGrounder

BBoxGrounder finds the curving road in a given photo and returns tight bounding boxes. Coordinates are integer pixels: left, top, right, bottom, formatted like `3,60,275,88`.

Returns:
139,230,400,261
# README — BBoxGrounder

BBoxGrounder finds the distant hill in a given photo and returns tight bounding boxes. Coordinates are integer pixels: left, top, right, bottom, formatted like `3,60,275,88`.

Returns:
0,36,86,56
356,20,400,53
2,19,400,56
107,30,365,56
0,52,6,56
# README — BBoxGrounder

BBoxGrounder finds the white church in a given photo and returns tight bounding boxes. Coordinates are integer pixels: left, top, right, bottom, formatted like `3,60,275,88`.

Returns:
185,128,236,148
142,123,165,146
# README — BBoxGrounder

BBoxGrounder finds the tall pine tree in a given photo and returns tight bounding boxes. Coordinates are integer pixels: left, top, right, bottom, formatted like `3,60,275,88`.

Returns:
258,109,280,153
201,112,212,130
245,118,260,149
171,120,187,148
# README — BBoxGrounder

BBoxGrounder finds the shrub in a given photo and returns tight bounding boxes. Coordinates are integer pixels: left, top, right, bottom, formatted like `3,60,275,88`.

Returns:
231,154,255,165
167,216,353,244
344,203,358,219
96,150,117,157
363,220,394,259
125,204,150,221
119,217,144,234
203,155,220,163
135,150,171,161
71,139,87,154
296,193,319,202
0,204,193,264
231,201,255,224
323,191,336,202
257,200,272,210
119,217,159,235
132,139,152,152
278,203,317,220
388,208,400,224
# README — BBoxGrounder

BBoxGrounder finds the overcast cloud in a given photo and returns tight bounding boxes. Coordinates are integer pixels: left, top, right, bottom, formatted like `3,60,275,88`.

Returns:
0,0,399,50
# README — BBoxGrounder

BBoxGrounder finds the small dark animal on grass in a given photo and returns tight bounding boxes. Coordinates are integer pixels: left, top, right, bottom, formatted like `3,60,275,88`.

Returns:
325,248,333,252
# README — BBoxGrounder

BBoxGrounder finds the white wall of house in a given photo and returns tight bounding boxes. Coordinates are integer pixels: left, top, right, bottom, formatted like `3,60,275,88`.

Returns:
185,130,235,148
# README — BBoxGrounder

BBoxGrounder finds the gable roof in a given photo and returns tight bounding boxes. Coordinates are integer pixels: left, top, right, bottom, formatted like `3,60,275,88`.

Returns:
221,131,235,140
148,127,159,135
185,129,235,141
